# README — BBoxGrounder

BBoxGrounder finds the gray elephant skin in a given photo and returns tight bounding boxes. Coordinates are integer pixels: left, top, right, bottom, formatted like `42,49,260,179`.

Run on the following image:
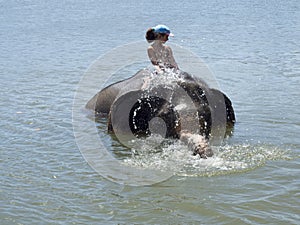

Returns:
86,69,235,158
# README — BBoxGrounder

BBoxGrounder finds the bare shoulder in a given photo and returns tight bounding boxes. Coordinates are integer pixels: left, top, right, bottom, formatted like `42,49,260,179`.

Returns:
147,45,154,51
147,46,157,63
165,45,172,50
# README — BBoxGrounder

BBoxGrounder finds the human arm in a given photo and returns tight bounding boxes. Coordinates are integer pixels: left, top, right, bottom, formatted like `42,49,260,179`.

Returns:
166,46,179,70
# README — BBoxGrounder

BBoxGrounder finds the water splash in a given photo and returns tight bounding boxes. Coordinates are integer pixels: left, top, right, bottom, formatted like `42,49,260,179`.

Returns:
92,67,290,180
143,68,185,91
123,139,291,177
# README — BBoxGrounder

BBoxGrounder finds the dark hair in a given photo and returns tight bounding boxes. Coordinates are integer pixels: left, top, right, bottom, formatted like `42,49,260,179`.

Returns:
145,28,157,43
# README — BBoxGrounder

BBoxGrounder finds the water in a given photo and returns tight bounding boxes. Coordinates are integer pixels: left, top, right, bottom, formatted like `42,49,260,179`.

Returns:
1,0,299,224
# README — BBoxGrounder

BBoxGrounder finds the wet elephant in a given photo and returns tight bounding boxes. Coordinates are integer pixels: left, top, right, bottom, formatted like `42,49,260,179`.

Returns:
86,69,235,158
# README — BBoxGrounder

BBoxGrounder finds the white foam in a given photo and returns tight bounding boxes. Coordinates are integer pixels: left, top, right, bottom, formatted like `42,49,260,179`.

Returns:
123,141,291,177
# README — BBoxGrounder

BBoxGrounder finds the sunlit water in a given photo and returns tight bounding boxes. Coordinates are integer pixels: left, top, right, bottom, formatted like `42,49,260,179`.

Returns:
1,0,299,224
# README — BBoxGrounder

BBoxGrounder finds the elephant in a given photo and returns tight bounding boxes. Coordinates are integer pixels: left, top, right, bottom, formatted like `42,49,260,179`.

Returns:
86,69,235,158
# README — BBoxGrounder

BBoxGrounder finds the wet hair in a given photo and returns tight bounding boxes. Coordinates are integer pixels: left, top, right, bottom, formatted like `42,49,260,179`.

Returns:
145,28,157,43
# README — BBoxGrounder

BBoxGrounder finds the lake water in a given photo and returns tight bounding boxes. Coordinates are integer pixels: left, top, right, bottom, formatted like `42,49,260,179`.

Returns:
1,0,299,224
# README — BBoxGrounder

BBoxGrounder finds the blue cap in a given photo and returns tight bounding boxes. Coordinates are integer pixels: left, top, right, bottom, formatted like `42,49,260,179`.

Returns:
153,24,174,36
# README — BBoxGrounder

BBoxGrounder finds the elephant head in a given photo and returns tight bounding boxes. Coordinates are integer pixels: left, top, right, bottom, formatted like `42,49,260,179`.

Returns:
86,69,235,158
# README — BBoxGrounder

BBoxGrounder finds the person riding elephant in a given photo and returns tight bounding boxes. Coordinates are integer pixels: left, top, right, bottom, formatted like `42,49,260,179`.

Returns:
86,25,235,158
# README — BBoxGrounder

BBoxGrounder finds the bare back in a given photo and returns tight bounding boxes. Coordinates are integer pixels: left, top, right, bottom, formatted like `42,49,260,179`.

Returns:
147,45,178,69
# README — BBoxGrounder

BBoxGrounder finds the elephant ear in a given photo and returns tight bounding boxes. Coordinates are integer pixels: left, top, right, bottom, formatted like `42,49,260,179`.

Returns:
107,89,181,139
209,88,235,137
